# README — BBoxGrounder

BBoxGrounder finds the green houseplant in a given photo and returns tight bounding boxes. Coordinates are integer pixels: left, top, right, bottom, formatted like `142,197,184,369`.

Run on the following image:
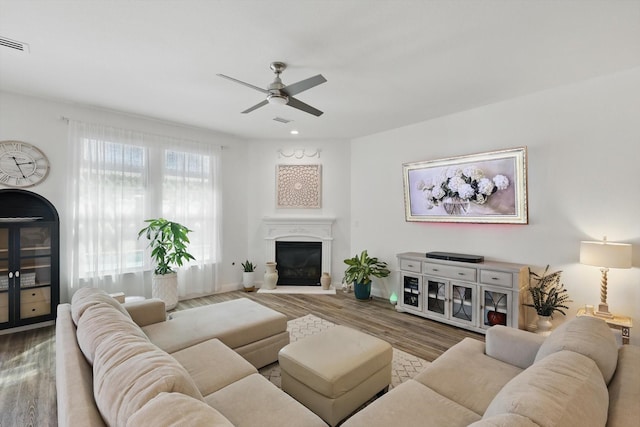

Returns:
524,266,571,335
138,218,195,310
241,260,256,290
343,250,390,300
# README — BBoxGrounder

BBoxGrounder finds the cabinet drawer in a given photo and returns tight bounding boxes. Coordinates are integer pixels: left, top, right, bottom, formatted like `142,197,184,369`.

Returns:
21,287,51,304
0,292,8,308
21,301,51,319
399,259,421,273
423,262,476,281
480,270,513,288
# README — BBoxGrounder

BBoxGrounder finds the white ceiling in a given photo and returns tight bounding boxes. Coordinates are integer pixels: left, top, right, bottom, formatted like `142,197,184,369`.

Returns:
1,0,639,140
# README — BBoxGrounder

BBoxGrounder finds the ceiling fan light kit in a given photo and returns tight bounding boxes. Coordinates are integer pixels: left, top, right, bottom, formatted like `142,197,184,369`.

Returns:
218,61,326,117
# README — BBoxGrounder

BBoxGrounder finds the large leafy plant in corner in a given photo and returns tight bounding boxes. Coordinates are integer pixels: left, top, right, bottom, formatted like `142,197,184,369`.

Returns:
343,250,390,285
524,266,571,317
138,218,195,275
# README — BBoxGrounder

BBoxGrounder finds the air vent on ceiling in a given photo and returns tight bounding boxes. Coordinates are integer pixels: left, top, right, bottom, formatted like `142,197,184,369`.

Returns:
273,117,292,124
0,36,30,53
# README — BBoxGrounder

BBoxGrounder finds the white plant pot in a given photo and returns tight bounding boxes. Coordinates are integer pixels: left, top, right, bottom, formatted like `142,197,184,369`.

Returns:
152,272,178,311
242,271,255,289
535,315,553,336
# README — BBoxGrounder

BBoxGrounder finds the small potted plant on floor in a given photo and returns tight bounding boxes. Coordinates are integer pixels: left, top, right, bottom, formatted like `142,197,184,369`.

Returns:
343,250,390,301
138,218,195,310
241,260,256,291
524,265,571,335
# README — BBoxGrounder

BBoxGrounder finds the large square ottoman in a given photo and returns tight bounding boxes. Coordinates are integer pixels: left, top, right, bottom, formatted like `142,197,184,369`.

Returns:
278,325,393,427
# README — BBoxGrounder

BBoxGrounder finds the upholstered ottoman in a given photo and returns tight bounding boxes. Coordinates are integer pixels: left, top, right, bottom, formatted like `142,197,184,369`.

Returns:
278,325,393,427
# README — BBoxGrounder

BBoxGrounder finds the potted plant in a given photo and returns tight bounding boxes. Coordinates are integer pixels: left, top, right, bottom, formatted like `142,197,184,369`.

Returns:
138,218,195,310
241,260,256,291
343,250,390,300
523,265,571,335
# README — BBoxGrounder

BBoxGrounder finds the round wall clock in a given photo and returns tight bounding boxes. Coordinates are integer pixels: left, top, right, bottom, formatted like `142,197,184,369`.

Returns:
0,140,50,188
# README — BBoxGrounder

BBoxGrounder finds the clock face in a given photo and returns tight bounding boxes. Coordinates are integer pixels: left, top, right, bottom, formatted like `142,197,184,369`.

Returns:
0,141,50,188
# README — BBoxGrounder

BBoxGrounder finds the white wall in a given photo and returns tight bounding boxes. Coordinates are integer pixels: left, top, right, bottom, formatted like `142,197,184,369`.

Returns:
245,139,351,284
351,68,640,343
0,91,249,302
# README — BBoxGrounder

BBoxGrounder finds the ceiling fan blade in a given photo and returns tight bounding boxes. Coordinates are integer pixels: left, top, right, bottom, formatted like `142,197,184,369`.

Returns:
287,97,324,117
217,74,269,94
282,74,327,96
241,100,269,114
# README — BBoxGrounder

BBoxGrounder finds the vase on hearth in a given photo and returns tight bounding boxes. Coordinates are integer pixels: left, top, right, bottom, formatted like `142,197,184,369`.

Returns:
320,272,331,290
263,262,278,290
442,196,470,215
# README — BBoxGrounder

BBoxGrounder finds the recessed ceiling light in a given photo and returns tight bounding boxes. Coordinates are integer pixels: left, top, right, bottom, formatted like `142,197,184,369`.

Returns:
290,130,299,135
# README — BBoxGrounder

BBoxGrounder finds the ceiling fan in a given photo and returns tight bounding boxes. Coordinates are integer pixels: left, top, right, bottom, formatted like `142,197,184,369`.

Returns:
217,62,327,117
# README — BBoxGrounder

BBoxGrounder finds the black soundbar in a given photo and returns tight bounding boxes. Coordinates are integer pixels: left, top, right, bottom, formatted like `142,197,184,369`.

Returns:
425,251,484,263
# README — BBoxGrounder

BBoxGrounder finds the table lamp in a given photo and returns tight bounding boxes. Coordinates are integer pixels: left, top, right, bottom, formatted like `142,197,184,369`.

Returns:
579,236,632,318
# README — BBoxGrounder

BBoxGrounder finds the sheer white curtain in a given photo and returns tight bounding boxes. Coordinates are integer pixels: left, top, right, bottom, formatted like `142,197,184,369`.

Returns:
66,120,221,298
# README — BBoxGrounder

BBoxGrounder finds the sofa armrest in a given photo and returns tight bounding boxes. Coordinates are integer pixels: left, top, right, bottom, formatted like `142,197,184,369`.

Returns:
485,325,545,369
124,298,167,326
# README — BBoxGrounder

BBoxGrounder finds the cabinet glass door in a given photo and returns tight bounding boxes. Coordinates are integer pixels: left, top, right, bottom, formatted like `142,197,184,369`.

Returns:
426,278,447,317
402,274,422,310
18,226,52,320
0,227,8,323
482,287,511,328
451,282,476,325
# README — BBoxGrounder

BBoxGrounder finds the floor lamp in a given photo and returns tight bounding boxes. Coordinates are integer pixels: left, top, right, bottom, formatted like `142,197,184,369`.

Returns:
579,237,632,318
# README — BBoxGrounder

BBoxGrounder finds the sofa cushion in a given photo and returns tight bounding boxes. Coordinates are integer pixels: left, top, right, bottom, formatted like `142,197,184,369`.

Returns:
606,344,640,427
412,337,522,415
205,373,327,427
484,350,608,427
468,413,540,427
71,286,131,325
76,302,149,364
93,331,203,427
171,338,257,396
534,316,618,384
127,392,234,427
341,379,482,427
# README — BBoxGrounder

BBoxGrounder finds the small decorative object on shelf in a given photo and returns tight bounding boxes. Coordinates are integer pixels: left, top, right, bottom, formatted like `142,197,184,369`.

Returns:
486,292,507,326
524,266,571,336
343,250,390,301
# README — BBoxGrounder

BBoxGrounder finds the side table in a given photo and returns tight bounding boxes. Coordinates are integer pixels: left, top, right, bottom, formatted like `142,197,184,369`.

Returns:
577,308,632,345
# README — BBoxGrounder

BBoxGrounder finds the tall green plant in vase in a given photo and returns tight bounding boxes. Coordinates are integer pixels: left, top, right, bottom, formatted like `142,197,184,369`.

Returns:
138,218,195,310
343,250,390,301
524,266,571,336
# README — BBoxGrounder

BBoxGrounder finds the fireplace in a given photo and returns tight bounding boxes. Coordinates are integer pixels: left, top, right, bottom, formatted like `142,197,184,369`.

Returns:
276,241,322,285
263,217,335,285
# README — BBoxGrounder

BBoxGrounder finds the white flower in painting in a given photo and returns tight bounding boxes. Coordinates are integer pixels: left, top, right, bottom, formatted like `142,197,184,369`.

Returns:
447,176,465,193
431,186,445,200
478,178,495,195
416,179,426,191
493,174,509,190
475,194,487,204
458,183,475,199
463,166,484,181
446,168,463,179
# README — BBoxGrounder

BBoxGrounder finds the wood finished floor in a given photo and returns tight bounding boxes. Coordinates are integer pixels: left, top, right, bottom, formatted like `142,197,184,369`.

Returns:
0,289,483,427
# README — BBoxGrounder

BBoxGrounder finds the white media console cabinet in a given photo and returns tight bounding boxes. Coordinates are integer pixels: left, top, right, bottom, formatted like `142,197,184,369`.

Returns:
396,252,529,334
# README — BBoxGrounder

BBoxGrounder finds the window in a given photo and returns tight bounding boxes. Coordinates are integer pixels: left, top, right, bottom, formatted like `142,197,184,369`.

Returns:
67,121,221,297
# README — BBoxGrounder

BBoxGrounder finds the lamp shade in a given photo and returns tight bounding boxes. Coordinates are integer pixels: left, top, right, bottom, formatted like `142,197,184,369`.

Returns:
580,240,632,269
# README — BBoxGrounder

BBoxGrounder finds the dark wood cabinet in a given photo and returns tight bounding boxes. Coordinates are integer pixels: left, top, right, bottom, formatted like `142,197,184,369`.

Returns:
0,189,59,332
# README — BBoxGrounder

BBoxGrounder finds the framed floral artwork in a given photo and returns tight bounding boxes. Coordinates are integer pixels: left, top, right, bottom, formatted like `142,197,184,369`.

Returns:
403,147,528,224
277,164,322,208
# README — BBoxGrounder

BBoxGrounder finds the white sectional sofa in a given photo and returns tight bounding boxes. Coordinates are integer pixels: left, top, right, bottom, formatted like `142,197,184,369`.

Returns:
343,316,640,427
56,288,326,427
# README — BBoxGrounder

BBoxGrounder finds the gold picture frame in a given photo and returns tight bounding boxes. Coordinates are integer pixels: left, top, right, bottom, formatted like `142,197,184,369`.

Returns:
403,147,528,224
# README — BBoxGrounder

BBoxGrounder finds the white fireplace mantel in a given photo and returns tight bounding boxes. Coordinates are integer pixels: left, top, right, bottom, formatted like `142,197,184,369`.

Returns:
263,216,335,275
